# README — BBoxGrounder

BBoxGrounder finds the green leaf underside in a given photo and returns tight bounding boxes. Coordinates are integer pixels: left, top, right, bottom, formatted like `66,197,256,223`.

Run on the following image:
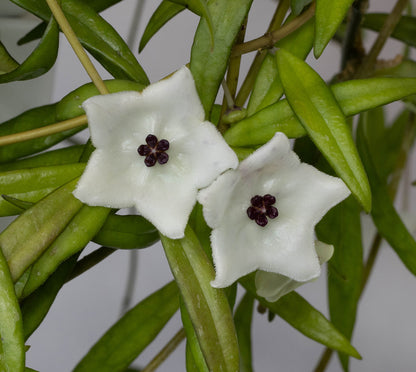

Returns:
161,226,239,372
0,248,25,372
357,113,416,277
0,42,19,74
314,0,354,57
240,276,361,359
276,49,371,212
0,178,83,281
317,196,363,371
190,0,253,116
73,282,179,372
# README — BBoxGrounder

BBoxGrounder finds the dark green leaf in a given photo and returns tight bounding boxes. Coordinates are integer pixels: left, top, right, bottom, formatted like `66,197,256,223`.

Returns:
317,196,363,371
74,281,179,372
357,112,416,277
277,49,371,211
139,1,185,52
240,276,361,358
0,18,58,83
363,14,416,48
315,0,354,57
234,292,255,372
10,0,50,19
92,214,159,249
190,0,253,116
161,226,239,372
17,22,47,46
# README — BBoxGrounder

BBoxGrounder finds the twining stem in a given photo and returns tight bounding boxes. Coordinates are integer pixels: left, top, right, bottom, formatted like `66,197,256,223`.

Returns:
235,0,291,107
231,2,315,57
45,0,109,95
0,115,88,147
354,0,409,78
141,328,186,372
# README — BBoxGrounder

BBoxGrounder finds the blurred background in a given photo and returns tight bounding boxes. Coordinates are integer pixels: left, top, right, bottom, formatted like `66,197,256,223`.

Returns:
1,0,416,371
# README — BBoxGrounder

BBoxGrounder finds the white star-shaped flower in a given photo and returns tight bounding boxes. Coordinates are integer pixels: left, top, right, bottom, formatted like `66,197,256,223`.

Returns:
197,132,350,288
255,241,334,302
73,66,238,239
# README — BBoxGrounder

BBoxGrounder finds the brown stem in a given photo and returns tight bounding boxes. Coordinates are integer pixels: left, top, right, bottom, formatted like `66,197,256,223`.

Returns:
354,0,408,78
141,328,186,372
313,348,333,372
231,2,315,57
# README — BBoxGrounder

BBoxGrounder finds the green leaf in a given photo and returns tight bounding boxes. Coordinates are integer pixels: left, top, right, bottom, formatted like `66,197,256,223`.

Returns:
61,0,149,84
363,14,416,48
0,104,84,163
317,196,363,371
190,0,253,116
21,254,78,340
234,292,255,372
10,0,50,19
314,0,354,57
240,276,361,359
276,49,371,211
0,178,83,281
180,300,209,372
74,281,179,372
224,76,416,147
21,206,110,298
161,226,239,372
356,112,416,277
0,18,58,83
0,145,85,172
92,214,159,249
247,16,314,116
139,1,185,52
0,163,86,216
0,248,25,372
0,42,19,73
291,0,313,15
17,22,48,46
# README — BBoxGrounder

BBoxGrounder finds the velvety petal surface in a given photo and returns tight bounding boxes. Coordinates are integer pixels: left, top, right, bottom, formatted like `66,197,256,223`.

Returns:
74,66,237,239
198,133,350,287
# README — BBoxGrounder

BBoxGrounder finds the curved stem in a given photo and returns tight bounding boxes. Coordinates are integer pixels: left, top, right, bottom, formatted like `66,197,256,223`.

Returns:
0,115,88,147
231,2,315,57
45,0,109,94
141,328,186,372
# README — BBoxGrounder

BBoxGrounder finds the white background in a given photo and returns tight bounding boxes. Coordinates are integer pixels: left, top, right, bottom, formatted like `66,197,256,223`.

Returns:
1,0,416,371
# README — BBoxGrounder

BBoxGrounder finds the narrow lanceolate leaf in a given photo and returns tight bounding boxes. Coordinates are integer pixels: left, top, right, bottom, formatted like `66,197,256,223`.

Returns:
61,0,149,84
74,282,179,372
0,163,86,216
314,0,354,57
0,178,83,281
357,113,416,277
363,14,416,48
234,292,255,372
0,248,25,372
0,42,19,74
21,206,110,298
0,18,58,83
224,77,416,147
240,276,361,359
180,300,209,372
139,1,185,52
317,196,363,372
161,226,239,372
277,49,371,212
190,0,253,115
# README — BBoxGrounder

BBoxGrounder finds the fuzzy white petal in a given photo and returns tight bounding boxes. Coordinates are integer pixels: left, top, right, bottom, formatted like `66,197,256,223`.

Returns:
199,132,350,288
255,241,334,302
74,66,237,239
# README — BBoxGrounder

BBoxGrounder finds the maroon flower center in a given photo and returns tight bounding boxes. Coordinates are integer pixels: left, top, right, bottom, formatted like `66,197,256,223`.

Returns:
137,134,170,167
246,194,278,227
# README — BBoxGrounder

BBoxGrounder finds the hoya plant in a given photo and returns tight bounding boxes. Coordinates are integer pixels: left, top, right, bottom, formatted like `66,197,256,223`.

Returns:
0,0,415,371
